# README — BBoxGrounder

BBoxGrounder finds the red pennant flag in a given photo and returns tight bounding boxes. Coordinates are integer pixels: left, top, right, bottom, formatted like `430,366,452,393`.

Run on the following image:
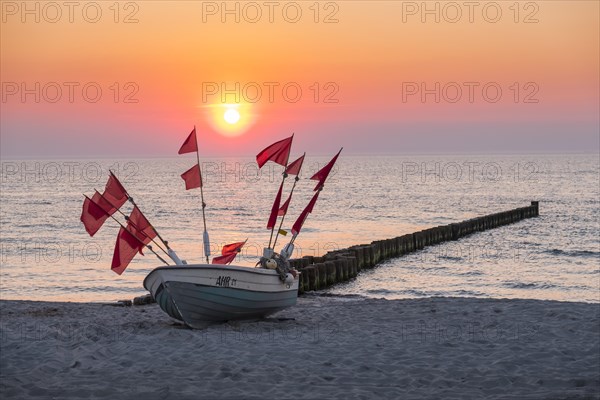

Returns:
267,181,284,229
93,191,117,215
127,206,156,251
181,164,202,190
212,252,238,265
256,135,293,168
221,241,246,255
291,191,320,236
285,153,305,176
212,241,245,265
103,172,128,209
81,194,111,237
310,148,342,191
178,127,198,155
111,226,144,275
278,194,291,216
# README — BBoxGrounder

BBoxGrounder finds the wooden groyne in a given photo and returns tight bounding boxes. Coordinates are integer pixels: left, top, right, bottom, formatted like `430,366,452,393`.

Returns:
289,201,540,294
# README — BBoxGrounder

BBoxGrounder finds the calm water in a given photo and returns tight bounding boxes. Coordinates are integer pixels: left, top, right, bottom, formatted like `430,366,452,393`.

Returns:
1,154,598,303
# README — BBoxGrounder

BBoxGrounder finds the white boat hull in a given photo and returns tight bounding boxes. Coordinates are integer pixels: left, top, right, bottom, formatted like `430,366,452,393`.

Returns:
143,264,299,326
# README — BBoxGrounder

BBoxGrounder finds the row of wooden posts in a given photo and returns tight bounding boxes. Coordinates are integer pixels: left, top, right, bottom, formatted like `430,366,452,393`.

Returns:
288,201,540,294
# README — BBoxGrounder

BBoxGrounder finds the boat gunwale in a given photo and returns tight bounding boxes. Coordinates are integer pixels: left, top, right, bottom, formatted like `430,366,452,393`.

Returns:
143,264,294,291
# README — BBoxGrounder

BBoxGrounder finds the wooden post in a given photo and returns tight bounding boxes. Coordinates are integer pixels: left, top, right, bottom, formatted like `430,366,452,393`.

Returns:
325,261,337,285
413,232,423,250
305,266,318,291
315,263,327,288
297,269,305,294
363,245,374,268
302,255,314,264
349,246,364,271
302,268,311,293
531,201,539,216
372,241,382,264
342,256,357,278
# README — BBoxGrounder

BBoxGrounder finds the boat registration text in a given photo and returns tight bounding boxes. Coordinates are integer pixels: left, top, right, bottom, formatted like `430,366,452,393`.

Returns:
215,276,237,288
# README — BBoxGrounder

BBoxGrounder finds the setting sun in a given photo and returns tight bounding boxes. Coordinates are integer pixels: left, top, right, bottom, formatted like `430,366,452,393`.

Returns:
224,108,240,124
202,102,256,137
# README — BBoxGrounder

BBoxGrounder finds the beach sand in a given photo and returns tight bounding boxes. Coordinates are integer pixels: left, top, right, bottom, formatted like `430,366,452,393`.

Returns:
1,296,598,399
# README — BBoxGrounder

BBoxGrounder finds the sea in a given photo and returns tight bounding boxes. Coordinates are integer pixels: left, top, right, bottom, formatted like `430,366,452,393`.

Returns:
1,154,598,303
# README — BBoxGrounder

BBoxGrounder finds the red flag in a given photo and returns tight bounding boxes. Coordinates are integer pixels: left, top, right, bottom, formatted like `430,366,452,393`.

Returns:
278,194,291,216
212,252,238,265
212,241,245,265
93,191,117,215
103,172,128,209
81,195,110,237
127,206,156,250
111,226,144,275
267,181,283,229
178,127,198,155
181,164,202,190
221,241,245,255
291,191,320,236
256,135,293,168
310,148,342,191
285,153,305,176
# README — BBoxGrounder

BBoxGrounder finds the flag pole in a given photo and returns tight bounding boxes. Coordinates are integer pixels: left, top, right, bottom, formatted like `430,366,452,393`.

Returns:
267,134,294,250
288,147,342,246
94,189,170,258
107,170,173,253
227,238,248,265
272,174,299,250
267,172,287,250
84,195,170,266
194,126,210,264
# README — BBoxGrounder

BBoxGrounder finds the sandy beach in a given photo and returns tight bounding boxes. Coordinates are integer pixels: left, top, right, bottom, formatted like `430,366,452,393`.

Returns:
1,295,598,399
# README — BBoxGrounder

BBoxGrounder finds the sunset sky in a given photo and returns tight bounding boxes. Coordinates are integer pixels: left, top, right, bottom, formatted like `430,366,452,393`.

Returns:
1,1,598,157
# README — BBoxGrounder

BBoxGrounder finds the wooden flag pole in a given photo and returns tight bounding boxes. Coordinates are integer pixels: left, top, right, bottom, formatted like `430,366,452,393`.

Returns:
272,174,299,250
94,190,170,258
267,172,288,250
106,171,173,253
84,195,170,266
288,148,342,246
227,238,248,266
194,126,210,264
289,186,323,246
267,134,295,250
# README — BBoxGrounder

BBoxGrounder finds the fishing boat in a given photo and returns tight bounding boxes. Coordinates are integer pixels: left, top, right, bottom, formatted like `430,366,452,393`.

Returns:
143,263,299,326
81,129,341,327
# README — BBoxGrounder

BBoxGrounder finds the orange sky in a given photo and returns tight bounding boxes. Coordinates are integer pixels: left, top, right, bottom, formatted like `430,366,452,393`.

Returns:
1,1,598,157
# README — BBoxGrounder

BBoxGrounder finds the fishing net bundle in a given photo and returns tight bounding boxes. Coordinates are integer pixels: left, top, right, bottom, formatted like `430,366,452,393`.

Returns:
258,253,292,282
